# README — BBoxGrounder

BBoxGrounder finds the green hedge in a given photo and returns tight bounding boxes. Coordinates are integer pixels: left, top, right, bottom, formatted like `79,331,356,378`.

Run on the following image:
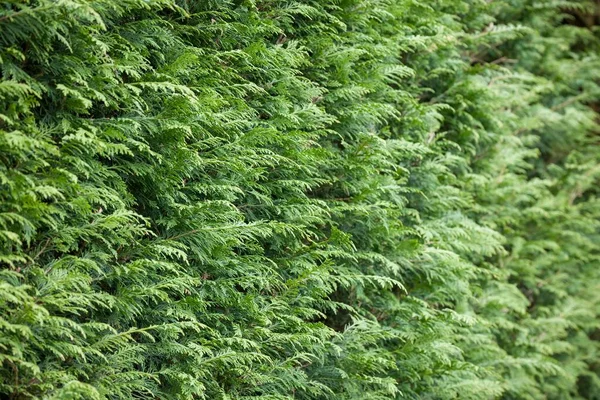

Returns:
1,0,599,399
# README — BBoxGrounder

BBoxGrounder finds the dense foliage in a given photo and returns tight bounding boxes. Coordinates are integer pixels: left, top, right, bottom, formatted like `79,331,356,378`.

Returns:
1,0,599,399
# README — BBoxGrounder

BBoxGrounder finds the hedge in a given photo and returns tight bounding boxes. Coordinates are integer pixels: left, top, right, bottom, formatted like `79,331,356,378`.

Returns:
0,0,599,399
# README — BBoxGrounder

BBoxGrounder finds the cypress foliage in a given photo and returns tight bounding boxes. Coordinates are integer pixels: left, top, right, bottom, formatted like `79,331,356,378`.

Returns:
0,0,598,399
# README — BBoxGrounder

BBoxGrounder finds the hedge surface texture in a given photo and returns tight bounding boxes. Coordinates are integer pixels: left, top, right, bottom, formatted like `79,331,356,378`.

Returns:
1,0,599,399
